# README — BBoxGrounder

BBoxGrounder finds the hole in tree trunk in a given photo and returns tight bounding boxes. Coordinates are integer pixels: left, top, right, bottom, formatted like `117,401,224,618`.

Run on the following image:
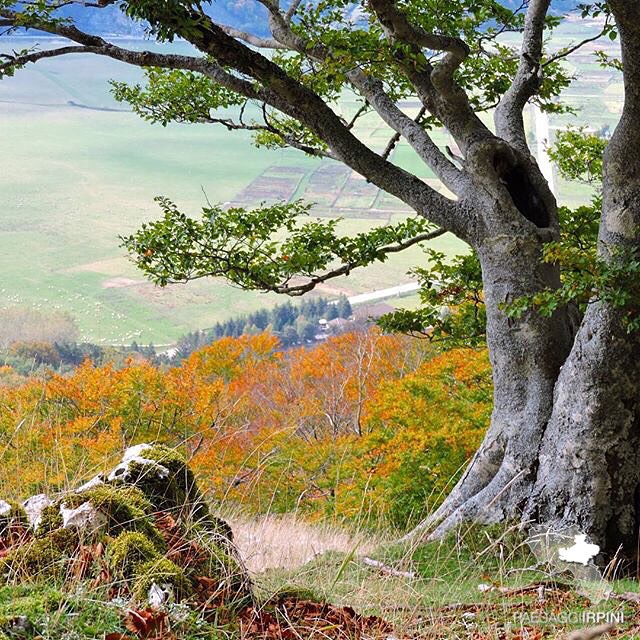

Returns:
493,155,550,228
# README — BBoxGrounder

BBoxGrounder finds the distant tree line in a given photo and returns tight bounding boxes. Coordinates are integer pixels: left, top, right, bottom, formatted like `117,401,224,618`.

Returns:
1,340,159,378
174,295,352,360
0,296,353,377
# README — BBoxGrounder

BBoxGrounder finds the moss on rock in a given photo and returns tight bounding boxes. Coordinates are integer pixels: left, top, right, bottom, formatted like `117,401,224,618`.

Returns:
119,445,207,518
34,504,64,537
62,485,165,549
108,531,160,578
0,502,27,537
131,558,191,602
1,529,78,581
1,442,250,610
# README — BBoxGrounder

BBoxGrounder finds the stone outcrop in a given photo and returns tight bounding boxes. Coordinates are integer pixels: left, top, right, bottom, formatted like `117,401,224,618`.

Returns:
0,443,251,609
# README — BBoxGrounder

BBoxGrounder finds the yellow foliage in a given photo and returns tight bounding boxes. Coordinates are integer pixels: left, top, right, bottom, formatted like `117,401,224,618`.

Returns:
0,330,491,530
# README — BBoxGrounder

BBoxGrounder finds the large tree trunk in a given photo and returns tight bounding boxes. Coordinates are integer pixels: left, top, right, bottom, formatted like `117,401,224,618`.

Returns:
525,303,640,559
523,5,640,559
410,2,640,559
406,218,576,541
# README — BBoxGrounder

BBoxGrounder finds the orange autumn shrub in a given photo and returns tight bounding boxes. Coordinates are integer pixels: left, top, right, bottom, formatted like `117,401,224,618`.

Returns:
0,329,491,531
347,348,492,528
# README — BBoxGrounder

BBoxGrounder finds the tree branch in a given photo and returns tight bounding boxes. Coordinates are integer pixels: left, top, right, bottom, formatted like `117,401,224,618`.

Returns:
217,23,287,50
284,0,303,23
348,69,466,193
232,0,469,196
274,228,447,296
368,0,469,76
382,106,426,160
170,227,448,296
155,9,472,236
543,17,612,67
495,0,551,151
364,0,493,154
0,44,90,72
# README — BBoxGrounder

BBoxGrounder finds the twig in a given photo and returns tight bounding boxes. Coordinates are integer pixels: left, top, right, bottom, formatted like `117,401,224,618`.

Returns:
361,557,416,579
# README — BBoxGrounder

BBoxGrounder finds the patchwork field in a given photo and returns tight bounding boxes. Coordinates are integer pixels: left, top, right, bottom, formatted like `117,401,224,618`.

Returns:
0,22,621,344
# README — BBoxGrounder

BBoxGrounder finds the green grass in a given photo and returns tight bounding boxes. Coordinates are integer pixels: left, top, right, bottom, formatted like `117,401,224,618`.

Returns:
1,515,639,639
256,523,640,639
0,584,127,639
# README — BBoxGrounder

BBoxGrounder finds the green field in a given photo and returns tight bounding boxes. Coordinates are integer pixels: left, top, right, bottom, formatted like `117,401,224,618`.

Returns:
0,25,621,344
0,38,468,344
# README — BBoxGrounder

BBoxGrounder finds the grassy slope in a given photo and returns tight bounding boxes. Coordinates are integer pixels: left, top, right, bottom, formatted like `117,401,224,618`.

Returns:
0,41,466,345
254,523,640,639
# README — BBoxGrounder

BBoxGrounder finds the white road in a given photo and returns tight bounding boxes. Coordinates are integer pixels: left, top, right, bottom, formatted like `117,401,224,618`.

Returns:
347,281,420,306
532,103,556,195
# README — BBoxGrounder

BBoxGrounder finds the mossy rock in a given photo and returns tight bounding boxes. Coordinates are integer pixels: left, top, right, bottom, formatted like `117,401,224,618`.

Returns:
34,504,64,537
0,502,27,537
108,531,160,578
1,529,78,581
1,442,251,610
56,485,165,549
131,558,191,602
115,445,207,518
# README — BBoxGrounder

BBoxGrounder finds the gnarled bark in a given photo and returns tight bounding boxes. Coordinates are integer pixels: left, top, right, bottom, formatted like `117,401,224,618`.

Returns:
526,304,640,559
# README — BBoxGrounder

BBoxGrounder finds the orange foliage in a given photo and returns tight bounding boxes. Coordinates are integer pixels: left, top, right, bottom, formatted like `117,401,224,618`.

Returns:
0,329,491,530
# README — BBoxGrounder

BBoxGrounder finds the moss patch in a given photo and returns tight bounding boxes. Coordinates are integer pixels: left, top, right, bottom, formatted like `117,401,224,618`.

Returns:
0,502,27,537
0,442,249,613
107,531,160,578
131,558,191,602
1,529,78,581
63,485,165,549
123,445,206,517
35,505,63,537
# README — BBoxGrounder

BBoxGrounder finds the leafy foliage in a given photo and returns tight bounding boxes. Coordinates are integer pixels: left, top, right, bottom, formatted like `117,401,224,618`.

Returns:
111,68,246,126
122,197,437,294
377,250,485,348
0,329,490,530
547,127,608,184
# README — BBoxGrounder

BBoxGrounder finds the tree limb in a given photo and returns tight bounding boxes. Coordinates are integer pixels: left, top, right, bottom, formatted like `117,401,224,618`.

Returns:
0,44,90,72
365,0,493,154
495,0,551,151
271,228,447,296
543,17,612,67
368,0,469,76
0,5,472,238
348,69,466,193
217,23,287,50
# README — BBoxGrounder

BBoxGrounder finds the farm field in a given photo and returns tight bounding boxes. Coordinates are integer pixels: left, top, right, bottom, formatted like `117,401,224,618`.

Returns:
0,22,621,344
0,38,466,344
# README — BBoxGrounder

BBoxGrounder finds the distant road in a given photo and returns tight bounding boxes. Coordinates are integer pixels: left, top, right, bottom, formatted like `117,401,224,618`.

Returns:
348,281,420,306
533,104,556,195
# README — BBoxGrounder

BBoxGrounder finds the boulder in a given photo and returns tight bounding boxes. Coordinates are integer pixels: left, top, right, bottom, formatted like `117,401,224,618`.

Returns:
0,443,251,610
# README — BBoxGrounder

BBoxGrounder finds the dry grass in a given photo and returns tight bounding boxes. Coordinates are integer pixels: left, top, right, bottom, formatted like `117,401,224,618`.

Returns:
230,514,381,573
